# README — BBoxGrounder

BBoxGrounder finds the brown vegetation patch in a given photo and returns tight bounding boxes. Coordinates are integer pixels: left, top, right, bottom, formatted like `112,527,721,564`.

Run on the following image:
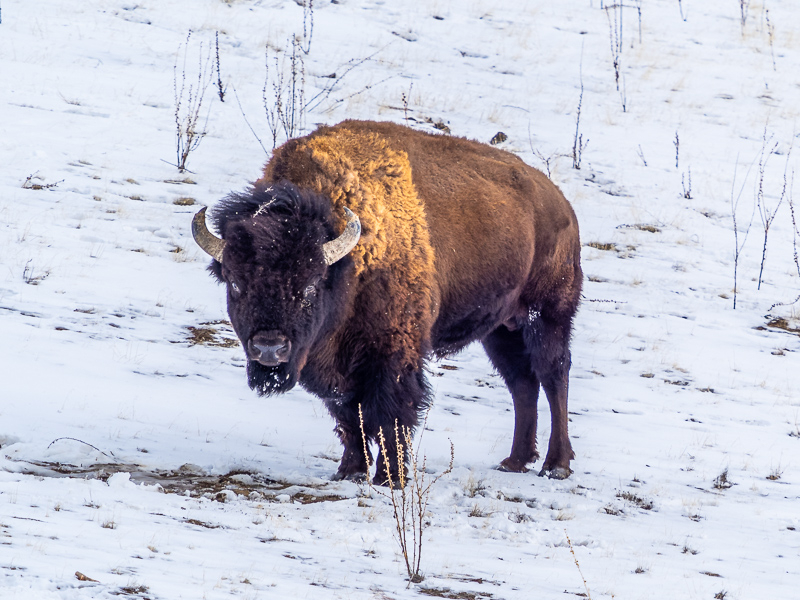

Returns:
617,223,661,233
185,518,221,529
112,585,150,597
186,322,239,348
419,589,493,599
586,242,617,251
10,458,347,504
617,491,654,510
766,318,800,335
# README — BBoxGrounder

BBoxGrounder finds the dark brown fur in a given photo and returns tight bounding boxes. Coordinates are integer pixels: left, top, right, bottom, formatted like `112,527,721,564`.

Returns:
208,120,582,482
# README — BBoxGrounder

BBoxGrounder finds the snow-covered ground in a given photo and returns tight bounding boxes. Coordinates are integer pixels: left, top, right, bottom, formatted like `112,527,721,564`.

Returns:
2,1,799,598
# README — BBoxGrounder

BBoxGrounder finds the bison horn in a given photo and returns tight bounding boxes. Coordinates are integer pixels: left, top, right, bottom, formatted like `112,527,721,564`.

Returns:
192,207,226,263
322,207,361,265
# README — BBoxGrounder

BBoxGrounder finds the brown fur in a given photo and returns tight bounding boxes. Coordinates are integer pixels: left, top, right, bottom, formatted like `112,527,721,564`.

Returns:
218,120,582,481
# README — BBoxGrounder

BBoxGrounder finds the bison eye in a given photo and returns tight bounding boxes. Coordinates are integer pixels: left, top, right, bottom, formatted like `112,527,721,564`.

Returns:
230,281,241,296
303,284,317,298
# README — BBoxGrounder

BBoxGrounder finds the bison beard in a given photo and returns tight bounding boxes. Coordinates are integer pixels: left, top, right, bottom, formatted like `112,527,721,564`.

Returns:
192,120,582,485
247,361,298,396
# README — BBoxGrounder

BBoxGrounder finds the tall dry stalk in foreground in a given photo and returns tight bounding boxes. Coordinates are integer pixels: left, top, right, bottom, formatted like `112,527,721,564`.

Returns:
359,405,454,583
565,530,593,600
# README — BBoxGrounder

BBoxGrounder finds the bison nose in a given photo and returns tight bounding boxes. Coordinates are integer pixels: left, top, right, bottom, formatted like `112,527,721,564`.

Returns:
249,332,292,366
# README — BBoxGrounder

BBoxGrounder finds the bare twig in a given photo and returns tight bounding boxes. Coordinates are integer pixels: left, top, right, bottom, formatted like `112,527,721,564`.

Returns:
22,173,63,190
740,0,750,35
528,123,562,178
674,131,680,169
174,31,213,172
605,5,622,92
215,31,227,102
22,260,50,286
766,9,776,71
401,83,413,125
565,530,593,600
730,153,758,309
304,44,391,114
755,131,787,290
788,171,800,279
682,167,692,199
637,144,647,167
47,437,117,461
232,86,269,156
572,42,588,170
300,0,314,54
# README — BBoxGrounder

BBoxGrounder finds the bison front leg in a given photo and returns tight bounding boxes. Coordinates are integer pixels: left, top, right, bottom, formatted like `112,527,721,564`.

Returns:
327,364,429,485
352,364,431,486
331,421,371,483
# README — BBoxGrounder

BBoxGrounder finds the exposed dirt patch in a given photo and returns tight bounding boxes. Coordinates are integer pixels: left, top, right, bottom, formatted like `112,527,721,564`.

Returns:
418,588,493,599
766,318,800,335
9,459,348,504
586,241,617,251
186,321,239,348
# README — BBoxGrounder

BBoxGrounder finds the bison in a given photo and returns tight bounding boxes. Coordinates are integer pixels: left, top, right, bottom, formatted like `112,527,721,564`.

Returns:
192,120,582,483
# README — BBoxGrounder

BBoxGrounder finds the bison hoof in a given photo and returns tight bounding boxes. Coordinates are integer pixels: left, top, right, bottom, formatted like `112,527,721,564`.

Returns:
538,466,572,480
372,474,406,488
496,458,530,473
331,470,367,483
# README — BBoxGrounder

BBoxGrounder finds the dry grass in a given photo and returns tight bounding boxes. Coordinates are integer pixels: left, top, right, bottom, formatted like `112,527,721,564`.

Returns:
586,241,617,252
186,323,239,348
616,491,654,510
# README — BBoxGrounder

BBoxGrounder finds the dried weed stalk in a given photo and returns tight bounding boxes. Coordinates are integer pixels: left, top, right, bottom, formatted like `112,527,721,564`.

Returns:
264,37,306,148
174,32,213,172
565,530,593,600
215,31,227,102
359,405,454,583
572,43,588,170
740,0,751,35
730,152,758,309
768,170,800,312
755,131,789,290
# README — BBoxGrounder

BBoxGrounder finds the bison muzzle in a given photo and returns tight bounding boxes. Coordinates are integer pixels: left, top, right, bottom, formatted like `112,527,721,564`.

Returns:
192,120,582,483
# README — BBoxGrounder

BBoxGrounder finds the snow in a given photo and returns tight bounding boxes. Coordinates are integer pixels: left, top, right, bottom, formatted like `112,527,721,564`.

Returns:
2,1,799,599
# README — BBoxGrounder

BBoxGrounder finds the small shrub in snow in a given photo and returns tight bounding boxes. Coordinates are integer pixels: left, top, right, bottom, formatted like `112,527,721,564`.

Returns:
713,469,733,490
173,32,213,173
359,405,454,584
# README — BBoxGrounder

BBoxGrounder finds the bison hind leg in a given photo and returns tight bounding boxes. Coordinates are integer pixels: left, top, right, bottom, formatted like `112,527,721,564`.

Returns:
482,326,541,473
524,309,576,479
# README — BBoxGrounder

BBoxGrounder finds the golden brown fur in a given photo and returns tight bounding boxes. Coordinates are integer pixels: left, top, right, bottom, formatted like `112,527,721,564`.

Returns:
261,125,437,365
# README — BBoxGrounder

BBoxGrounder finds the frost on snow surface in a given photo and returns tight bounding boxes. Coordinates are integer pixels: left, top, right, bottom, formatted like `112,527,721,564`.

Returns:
1,1,799,599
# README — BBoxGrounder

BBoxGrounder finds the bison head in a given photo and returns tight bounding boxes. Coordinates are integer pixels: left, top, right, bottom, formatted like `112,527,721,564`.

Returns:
192,181,360,395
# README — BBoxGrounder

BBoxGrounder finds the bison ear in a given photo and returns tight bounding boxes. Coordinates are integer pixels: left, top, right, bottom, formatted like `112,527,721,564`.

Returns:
322,207,361,265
